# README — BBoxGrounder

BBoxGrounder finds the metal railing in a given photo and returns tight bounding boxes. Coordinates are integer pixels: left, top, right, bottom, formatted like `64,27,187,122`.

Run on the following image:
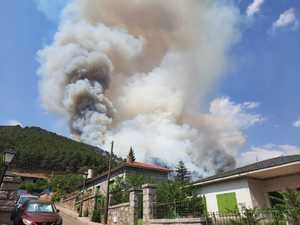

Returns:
152,202,300,225
153,199,205,219
206,209,300,225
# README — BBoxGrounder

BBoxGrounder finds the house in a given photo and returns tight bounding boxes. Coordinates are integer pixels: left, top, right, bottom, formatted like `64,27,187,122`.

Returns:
13,171,48,183
85,152,172,194
193,155,300,213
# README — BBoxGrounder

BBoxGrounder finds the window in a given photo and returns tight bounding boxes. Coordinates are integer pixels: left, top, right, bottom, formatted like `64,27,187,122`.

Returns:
268,192,283,208
216,192,238,214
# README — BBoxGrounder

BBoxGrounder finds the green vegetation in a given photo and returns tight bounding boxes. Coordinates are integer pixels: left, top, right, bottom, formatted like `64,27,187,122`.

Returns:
49,174,83,199
18,174,84,201
175,161,190,183
156,181,206,218
272,190,300,225
127,147,136,162
109,175,148,205
92,194,105,222
0,125,120,174
19,179,49,194
91,208,102,222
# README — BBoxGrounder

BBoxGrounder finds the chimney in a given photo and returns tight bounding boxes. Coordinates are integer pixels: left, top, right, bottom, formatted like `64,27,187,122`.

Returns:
87,169,94,179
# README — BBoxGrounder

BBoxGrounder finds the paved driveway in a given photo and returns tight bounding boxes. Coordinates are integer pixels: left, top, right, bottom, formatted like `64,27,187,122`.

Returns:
57,206,101,225
60,210,85,225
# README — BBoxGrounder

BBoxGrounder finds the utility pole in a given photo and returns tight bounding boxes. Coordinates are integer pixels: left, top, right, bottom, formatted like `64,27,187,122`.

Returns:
79,171,88,217
104,141,114,224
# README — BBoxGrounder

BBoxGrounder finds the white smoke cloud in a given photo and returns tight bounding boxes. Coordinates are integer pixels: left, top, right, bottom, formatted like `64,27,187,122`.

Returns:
108,97,263,175
293,118,300,128
273,8,299,30
4,120,23,127
37,0,245,175
246,0,264,17
238,144,300,166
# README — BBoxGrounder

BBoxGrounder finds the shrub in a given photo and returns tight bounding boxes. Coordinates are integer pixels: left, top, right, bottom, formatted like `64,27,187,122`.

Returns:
91,208,102,222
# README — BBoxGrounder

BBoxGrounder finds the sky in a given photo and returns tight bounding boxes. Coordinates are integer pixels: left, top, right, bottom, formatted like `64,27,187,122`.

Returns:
0,0,300,166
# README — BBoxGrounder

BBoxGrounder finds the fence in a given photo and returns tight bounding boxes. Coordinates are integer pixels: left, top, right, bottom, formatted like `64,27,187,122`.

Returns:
153,204,300,225
110,190,130,206
206,209,300,225
153,199,205,219
61,184,300,225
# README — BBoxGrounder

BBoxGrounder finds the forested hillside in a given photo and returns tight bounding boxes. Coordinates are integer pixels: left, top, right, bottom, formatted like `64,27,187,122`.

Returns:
0,126,121,174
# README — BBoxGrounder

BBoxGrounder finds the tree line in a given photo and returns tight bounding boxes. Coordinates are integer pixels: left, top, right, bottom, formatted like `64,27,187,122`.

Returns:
0,126,120,174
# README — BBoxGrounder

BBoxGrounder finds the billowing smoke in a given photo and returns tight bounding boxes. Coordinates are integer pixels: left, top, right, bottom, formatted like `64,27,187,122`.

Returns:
38,0,251,176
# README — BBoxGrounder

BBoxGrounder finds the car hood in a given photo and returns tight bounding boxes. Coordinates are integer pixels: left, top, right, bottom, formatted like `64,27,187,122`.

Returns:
23,212,60,223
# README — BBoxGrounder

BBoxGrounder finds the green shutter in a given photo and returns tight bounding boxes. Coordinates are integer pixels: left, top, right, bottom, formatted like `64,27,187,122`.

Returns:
216,192,238,214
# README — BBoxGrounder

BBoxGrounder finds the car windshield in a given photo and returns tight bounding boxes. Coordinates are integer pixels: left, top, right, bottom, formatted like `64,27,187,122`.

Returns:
26,203,54,213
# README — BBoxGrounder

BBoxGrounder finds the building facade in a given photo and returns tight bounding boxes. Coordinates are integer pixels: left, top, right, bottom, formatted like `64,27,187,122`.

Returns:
193,155,300,213
85,160,172,195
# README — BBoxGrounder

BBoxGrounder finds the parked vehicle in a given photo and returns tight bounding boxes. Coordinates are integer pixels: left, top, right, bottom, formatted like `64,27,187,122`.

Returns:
11,194,39,221
16,194,39,209
12,199,62,225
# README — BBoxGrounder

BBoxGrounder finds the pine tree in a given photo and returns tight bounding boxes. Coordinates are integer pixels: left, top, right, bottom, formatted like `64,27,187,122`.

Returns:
127,147,136,163
175,161,190,183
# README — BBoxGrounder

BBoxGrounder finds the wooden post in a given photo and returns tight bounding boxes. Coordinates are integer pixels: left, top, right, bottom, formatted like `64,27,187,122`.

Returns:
104,141,114,224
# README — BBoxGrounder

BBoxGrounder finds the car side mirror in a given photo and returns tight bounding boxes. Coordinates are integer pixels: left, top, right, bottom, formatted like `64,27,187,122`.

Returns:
56,209,60,213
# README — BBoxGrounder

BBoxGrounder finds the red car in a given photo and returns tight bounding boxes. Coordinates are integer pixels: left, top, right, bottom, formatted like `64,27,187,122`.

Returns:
13,200,63,225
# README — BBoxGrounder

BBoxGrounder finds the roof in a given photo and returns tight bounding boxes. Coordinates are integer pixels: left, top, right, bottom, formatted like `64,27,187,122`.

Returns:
86,161,172,186
193,154,300,186
13,171,48,179
126,161,173,173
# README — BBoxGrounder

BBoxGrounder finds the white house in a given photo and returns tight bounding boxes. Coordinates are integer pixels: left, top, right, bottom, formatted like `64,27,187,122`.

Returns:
193,155,300,213
85,159,172,194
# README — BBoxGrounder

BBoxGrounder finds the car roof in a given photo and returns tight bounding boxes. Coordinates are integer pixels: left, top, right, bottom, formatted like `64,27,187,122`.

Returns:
19,194,38,198
27,199,53,204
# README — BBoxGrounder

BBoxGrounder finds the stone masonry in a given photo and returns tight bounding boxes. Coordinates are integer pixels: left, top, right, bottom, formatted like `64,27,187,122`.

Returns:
0,172,21,225
143,184,157,225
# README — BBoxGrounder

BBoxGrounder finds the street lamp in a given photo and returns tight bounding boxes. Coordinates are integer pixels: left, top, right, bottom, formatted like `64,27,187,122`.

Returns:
0,150,16,186
79,171,88,217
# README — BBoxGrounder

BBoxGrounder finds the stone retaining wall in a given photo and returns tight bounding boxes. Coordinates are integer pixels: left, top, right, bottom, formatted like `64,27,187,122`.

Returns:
61,184,207,225
108,202,130,225
0,173,20,225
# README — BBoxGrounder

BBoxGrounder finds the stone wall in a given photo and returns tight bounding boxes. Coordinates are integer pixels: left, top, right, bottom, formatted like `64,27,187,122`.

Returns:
0,173,20,225
107,202,130,225
61,193,78,211
149,218,205,225
61,184,206,225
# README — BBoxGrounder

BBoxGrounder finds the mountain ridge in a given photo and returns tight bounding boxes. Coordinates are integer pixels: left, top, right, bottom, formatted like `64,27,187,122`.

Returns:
0,125,121,175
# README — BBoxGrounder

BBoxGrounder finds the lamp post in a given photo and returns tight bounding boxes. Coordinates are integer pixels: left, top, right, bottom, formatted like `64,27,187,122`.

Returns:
0,150,16,187
79,171,88,217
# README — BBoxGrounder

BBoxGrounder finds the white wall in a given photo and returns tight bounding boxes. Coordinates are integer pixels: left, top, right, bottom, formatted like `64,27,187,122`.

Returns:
196,178,253,212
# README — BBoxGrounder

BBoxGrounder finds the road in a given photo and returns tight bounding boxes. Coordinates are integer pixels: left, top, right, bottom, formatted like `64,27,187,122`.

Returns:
60,210,84,225
58,207,100,225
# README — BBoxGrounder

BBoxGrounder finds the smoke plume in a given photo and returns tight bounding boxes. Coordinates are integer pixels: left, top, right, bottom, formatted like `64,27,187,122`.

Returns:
38,0,249,176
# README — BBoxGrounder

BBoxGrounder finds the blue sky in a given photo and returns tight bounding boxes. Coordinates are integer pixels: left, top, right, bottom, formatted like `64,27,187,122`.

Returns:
0,0,299,161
